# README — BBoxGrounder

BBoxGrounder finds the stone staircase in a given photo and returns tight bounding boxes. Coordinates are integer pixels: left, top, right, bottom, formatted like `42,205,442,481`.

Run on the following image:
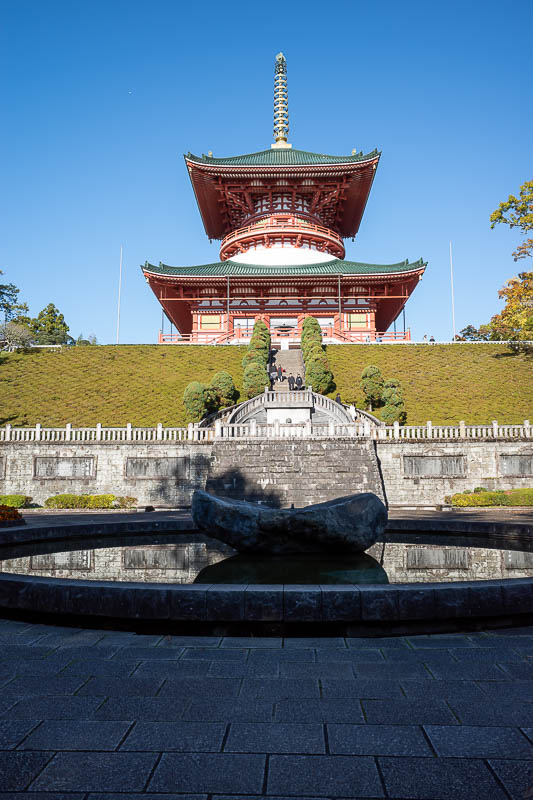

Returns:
206,438,386,508
271,348,305,392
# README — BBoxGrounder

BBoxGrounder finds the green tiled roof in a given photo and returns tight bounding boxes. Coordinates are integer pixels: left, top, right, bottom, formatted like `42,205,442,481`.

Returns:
185,148,380,167
143,258,426,277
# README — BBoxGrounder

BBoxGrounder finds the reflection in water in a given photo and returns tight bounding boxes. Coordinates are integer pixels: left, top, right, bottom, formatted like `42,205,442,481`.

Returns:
194,552,389,585
0,530,532,585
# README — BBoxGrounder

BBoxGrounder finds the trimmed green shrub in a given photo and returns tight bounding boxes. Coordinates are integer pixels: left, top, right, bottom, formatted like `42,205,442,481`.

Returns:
243,361,269,398
301,316,322,335
241,349,265,369
381,379,407,424
473,486,489,493
210,370,236,408
44,494,138,509
305,358,334,394
302,336,323,359
360,365,384,409
115,496,138,508
183,380,212,422
304,345,329,366
0,494,31,508
450,488,533,507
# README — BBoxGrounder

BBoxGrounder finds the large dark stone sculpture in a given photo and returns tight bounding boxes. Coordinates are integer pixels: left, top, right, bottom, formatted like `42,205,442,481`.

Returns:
191,490,387,554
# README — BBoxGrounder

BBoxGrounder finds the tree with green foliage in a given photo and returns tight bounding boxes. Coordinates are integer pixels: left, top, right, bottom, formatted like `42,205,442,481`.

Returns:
30,304,71,345
0,271,28,323
210,370,236,408
381,378,407,424
243,361,269,398
76,333,98,346
183,381,214,422
360,365,384,410
490,179,533,262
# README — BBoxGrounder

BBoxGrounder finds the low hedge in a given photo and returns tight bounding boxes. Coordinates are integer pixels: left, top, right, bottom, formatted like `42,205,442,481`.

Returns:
450,488,533,507
44,494,137,509
0,494,32,508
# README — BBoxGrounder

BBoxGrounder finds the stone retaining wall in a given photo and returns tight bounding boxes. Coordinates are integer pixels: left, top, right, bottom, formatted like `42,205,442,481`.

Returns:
0,438,531,507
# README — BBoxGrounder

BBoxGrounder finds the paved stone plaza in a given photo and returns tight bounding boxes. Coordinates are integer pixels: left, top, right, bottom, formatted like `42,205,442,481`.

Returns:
0,617,532,798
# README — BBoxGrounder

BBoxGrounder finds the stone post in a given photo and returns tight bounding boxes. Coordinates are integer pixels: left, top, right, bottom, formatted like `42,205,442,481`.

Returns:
364,420,371,437
460,420,466,438
35,423,41,442
157,423,163,441
393,421,400,439
492,420,499,438
328,420,335,437
126,423,132,442
65,423,72,442
274,419,280,438
305,419,312,438
426,421,432,439
96,423,102,442
250,419,257,437
5,424,11,442
214,420,222,439
524,420,531,439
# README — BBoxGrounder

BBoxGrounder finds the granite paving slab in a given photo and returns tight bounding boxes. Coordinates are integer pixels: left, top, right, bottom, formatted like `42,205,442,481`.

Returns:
378,755,509,799
489,759,533,799
1,696,105,720
61,658,139,677
266,754,383,797
76,676,165,696
132,661,210,678
30,751,159,792
280,661,355,678
424,724,533,757
327,723,433,756
320,678,404,699
238,678,320,700
0,751,54,791
224,722,325,754
2,676,87,696
94,697,189,722
361,698,460,725
119,721,226,752
274,699,365,723
0,720,40,749
18,719,132,751
158,677,242,699
147,752,266,794
182,698,274,723
205,661,280,677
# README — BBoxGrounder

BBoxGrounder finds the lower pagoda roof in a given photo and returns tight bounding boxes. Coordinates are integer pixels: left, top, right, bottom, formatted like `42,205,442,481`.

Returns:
143,258,426,278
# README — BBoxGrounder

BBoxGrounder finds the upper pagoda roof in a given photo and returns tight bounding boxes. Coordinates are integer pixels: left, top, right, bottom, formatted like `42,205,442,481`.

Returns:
185,147,379,168
184,149,381,241
143,257,426,279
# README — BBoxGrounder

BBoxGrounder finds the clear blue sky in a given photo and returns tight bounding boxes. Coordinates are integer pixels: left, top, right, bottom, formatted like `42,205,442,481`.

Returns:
1,0,531,343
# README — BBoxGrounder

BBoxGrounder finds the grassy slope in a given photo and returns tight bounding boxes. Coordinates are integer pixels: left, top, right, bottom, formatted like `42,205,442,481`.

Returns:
0,346,246,427
325,344,533,425
1,343,531,427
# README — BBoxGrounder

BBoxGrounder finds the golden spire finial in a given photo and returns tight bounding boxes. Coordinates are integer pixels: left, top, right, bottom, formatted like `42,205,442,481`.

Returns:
272,52,291,149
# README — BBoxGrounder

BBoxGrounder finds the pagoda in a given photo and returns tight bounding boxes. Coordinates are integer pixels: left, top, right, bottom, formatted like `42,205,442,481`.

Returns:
143,53,426,345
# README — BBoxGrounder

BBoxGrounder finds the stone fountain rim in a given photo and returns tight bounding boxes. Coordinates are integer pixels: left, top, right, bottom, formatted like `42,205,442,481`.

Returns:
0,516,531,629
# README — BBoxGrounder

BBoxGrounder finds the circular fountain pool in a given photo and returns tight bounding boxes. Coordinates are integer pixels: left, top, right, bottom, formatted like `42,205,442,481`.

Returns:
0,519,532,634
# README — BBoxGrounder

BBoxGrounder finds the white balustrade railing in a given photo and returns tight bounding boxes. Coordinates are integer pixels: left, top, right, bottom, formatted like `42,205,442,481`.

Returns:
0,419,530,443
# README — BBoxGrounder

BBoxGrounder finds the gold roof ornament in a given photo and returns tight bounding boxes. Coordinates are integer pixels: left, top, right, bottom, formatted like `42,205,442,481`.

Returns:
272,52,291,149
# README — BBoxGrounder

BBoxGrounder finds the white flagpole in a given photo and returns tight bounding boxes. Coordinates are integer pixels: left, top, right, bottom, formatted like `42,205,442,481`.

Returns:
116,245,123,345
449,241,456,342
